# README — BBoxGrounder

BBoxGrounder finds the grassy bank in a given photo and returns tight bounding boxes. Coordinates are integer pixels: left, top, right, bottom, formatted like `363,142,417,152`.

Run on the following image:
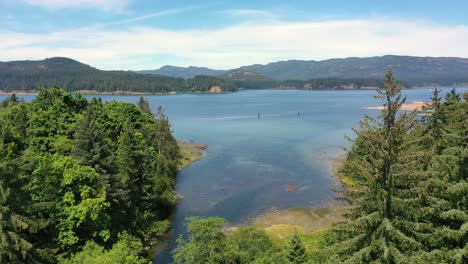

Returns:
177,141,207,170
244,154,353,255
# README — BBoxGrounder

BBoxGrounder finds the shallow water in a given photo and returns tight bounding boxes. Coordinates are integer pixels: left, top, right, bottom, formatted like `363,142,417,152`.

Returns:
2,87,466,263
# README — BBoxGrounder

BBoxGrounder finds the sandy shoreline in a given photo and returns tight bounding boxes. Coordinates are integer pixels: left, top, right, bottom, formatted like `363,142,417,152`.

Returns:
364,101,429,111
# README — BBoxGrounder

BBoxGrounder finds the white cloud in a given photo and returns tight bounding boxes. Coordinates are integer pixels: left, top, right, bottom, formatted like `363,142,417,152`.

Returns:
1,18,468,70
226,9,275,19
23,0,129,11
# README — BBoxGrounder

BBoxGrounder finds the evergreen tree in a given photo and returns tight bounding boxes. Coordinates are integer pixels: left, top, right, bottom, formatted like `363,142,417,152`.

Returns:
154,105,180,179
0,114,35,262
331,70,424,263
114,119,149,233
408,90,468,263
71,106,114,186
445,88,461,103
285,232,309,264
0,164,34,262
137,96,151,114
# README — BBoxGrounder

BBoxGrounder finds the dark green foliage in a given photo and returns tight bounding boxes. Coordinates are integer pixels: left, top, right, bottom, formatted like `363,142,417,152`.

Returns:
137,97,151,114
0,86,181,262
329,73,468,263
71,106,114,180
285,232,309,264
0,57,237,93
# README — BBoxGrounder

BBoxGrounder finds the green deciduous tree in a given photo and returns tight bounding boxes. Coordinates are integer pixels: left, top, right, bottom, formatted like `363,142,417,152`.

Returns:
56,160,110,249
173,217,227,264
60,232,149,264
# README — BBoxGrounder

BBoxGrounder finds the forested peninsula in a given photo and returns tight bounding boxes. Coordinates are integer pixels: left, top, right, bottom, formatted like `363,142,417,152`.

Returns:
0,86,186,263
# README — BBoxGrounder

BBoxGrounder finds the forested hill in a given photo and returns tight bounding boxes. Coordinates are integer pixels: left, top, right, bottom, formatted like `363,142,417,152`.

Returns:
140,55,468,86
138,65,227,78
0,57,237,93
240,55,468,83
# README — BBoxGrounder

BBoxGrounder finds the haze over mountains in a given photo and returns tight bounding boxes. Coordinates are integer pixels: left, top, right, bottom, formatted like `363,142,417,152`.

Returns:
1,55,468,93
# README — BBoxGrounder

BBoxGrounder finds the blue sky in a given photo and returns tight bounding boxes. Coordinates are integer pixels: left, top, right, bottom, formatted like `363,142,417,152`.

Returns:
1,0,467,70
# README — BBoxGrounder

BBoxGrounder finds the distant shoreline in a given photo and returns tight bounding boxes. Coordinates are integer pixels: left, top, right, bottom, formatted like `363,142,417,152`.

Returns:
0,89,231,96
1,86,466,96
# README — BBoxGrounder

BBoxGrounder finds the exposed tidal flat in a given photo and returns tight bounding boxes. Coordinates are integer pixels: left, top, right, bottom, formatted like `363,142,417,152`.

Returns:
2,87,467,264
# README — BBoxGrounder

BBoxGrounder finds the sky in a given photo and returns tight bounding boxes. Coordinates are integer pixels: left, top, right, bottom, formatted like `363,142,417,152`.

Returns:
1,0,468,70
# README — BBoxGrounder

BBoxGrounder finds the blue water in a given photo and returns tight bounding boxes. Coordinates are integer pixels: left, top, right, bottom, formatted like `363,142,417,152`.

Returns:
1,87,467,263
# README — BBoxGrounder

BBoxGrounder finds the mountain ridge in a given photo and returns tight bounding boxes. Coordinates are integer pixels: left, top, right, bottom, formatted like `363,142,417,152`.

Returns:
138,55,468,85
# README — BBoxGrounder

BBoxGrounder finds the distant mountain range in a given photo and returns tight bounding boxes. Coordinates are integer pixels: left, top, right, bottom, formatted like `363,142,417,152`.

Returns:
1,55,468,93
139,55,468,85
138,65,227,78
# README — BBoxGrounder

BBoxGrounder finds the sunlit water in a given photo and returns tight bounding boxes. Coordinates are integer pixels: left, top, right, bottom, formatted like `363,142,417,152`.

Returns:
2,87,466,263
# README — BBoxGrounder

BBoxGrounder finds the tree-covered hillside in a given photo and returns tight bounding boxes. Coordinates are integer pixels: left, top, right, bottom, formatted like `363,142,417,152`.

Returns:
137,65,227,79
0,57,237,93
240,55,468,84
0,87,182,263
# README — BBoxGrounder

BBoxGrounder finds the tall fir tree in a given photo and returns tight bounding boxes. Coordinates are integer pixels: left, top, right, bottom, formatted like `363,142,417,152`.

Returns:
0,113,36,262
71,106,114,187
408,90,468,263
285,232,309,264
137,96,151,114
331,70,425,263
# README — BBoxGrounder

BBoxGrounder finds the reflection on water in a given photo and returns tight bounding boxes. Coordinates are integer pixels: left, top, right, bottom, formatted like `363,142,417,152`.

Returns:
2,87,467,264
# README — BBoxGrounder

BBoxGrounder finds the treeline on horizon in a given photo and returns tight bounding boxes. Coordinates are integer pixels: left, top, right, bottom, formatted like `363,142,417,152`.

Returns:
1,57,457,93
233,77,389,90
0,71,237,93
0,86,181,263
171,72,467,263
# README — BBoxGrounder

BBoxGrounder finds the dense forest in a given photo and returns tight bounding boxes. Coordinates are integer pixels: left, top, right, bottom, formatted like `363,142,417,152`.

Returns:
0,57,237,93
171,71,467,263
231,77,388,90
0,86,181,263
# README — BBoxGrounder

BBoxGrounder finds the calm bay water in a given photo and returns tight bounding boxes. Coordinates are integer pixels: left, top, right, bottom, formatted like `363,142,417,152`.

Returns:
2,87,466,263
